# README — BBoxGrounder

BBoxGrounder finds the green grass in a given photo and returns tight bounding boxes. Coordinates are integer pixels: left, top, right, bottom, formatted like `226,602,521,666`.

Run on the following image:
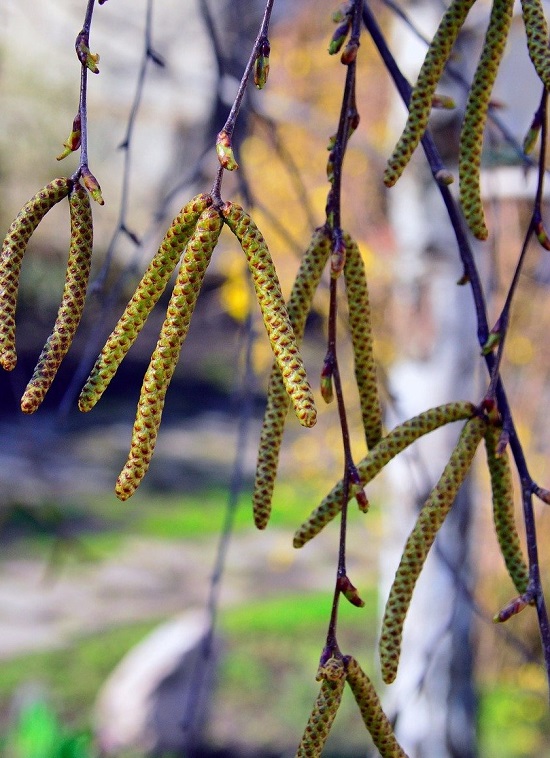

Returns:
0,620,160,730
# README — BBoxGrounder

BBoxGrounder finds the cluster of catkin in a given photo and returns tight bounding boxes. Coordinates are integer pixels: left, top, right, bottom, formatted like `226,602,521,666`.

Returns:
384,0,550,239
0,178,94,411
253,228,383,529
296,655,408,757
292,399,530,689
75,195,316,500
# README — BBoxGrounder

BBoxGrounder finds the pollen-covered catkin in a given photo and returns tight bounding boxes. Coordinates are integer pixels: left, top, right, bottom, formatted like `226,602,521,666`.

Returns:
293,401,476,548
295,676,346,757
79,193,212,412
521,0,550,90
384,0,477,187
222,202,316,429
484,426,529,594
0,177,72,371
458,0,514,240
253,227,331,529
115,207,223,501
345,657,409,758
343,234,382,450
21,182,93,413
379,415,486,684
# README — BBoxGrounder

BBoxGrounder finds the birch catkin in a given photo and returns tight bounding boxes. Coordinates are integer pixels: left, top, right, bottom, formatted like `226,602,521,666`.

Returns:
222,202,317,429
458,0,514,240
345,657,409,758
521,0,550,90
253,227,331,529
0,177,72,371
295,676,346,757
484,426,529,594
343,234,382,450
21,182,93,413
379,415,486,684
79,193,213,412
293,401,476,548
384,0,477,187
115,207,223,501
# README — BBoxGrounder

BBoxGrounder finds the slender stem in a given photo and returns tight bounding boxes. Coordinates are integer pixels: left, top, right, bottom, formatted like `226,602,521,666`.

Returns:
324,0,364,652
76,0,97,173
486,90,548,398
220,0,275,138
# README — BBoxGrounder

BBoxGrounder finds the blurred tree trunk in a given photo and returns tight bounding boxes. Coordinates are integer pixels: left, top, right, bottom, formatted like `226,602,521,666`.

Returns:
380,7,484,756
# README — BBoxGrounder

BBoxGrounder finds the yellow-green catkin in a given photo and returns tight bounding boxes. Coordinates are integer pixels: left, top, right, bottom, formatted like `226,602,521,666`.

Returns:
253,227,331,529
295,675,346,757
79,193,212,412
222,202,317,429
384,0,477,187
343,234,382,450
379,415,486,684
345,657,409,758
521,0,550,90
293,401,476,548
0,177,72,371
484,426,529,594
115,207,223,501
458,0,514,240
21,182,93,413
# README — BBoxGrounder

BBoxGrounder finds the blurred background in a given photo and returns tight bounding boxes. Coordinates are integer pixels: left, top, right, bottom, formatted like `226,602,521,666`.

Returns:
1,0,550,755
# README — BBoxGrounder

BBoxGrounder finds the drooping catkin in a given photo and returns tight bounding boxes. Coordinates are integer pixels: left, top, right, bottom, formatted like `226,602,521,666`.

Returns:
295,675,346,757
521,0,550,90
345,657,409,758
484,425,529,594
384,0,477,187
293,401,476,548
343,234,382,450
379,415,486,684
79,193,212,412
222,201,317,429
0,177,72,371
458,0,514,240
21,182,93,413
115,207,223,501
253,227,331,529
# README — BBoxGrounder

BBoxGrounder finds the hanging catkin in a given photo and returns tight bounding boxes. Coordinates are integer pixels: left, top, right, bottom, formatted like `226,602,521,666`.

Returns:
295,674,346,757
521,0,550,90
343,234,382,450
345,657,409,758
458,0,514,239
115,206,223,501
253,227,331,529
21,181,93,412
484,425,529,594
222,201,317,429
0,177,72,371
79,193,212,412
384,0,477,187
293,401,476,548
379,415,486,684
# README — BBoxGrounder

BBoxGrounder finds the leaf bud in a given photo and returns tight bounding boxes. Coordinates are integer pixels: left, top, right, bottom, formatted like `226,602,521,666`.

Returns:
337,574,365,607
320,356,334,404
81,167,105,205
330,233,346,278
75,31,100,73
216,130,239,171
329,21,351,55
57,113,82,161
254,37,270,89
341,41,358,65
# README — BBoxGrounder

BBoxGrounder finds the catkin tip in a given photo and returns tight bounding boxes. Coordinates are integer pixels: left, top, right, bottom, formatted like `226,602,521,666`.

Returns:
0,351,17,371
